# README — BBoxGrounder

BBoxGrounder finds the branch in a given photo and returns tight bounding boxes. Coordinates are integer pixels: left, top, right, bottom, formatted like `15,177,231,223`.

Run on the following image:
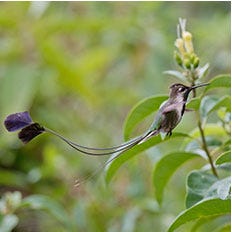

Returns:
197,119,218,177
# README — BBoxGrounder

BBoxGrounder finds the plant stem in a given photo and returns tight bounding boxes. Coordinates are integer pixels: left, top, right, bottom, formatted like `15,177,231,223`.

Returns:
197,119,218,177
190,72,218,177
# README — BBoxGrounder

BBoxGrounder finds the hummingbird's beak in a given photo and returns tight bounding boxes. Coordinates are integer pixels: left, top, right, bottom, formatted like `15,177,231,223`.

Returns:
185,83,209,98
189,83,209,90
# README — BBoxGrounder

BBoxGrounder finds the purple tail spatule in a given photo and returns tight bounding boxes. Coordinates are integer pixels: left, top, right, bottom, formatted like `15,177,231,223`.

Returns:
4,111,32,132
4,111,45,143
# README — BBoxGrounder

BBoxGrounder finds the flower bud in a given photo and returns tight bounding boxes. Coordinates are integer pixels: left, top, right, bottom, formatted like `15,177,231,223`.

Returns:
182,31,192,41
183,58,191,69
193,57,200,68
174,51,183,66
182,31,194,53
190,53,196,63
174,38,185,56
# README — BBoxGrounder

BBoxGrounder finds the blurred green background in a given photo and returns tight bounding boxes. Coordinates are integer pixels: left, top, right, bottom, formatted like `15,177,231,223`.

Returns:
0,2,230,232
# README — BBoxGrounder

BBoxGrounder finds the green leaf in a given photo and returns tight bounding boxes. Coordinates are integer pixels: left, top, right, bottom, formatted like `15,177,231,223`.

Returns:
200,95,219,120
182,124,227,150
198,63,210,79
199,96,231,122
186,171,218,208
216,177,231,200
187,98,201,111
216,223,231,232
190,124,227,138
163,70,187,82
207,96,231,115
186,171,231,206
216,151,231,165
190,215,231,232
123,95,168,140
21,195,70,229
204,75,231,93
168,198,231,232
0,214,18,232
105,133,188,184
153,152,200,205
190,216,216,232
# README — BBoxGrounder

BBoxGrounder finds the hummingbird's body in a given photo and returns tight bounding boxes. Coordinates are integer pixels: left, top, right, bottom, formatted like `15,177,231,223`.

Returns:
150,98,183,133
139,83,200,142
4,83,208,157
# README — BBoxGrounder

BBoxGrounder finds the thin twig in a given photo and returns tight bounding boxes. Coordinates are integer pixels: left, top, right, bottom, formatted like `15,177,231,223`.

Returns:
197,119,218,177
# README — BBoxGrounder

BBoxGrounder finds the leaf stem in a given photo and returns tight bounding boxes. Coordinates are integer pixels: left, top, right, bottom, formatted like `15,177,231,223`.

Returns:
197,119,218,177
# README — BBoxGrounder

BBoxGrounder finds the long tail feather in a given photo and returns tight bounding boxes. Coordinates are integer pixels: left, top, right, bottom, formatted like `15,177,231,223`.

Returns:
45,127,143,151
75,132,149,186
137,130,159,144
44,127,147,156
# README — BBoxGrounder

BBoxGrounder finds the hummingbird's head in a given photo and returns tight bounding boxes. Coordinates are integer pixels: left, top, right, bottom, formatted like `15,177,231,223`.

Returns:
169,83,209,101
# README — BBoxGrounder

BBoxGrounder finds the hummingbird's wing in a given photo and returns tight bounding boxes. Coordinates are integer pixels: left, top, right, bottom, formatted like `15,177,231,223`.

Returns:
138,101,186,143
136,109,164,144
161,101,186,114
148,100,185,130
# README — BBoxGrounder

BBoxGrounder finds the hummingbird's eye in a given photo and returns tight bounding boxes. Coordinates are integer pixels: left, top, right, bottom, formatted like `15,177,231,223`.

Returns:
178,87,185,92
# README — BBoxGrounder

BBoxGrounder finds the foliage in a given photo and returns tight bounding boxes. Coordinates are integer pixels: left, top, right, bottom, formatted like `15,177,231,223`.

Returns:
106,18,231,231
0,2,230,232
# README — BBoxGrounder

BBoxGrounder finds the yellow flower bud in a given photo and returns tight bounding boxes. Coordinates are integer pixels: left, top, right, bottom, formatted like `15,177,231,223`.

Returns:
174,38,185,56
182,31,192,41
182,31,194,53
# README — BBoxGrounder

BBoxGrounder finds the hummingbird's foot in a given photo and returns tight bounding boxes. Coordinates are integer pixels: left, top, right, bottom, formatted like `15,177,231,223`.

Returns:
185,108,194,112
166,131,172,137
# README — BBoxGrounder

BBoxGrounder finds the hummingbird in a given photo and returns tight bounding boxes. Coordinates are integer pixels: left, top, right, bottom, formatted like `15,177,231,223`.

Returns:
4,83,209,157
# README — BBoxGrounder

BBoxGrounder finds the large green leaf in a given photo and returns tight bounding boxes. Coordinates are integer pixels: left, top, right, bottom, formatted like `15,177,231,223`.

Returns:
168,198,231,232
207,96,231,115
105,133,188,184
21,195,71,229
189,124,227,138
200,95,219,121
187,98,201,111
186,171,218,208
216,223,231,232
153,152,200,205
204,75,231,93
123,95,168,140
190,215,231,232
200,95,231,122
216,151,231,165
182,124,227,150
216,177,231,200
